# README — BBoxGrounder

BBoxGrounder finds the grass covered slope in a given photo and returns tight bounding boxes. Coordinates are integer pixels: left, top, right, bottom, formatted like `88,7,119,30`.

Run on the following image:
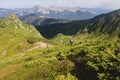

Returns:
0,12,120,80
0,40,120,80
0,14,43,57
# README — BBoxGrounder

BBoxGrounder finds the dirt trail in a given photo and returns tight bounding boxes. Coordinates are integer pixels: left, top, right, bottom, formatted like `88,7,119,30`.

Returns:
24,42,53,53
14,41,53,57
0,42,53,78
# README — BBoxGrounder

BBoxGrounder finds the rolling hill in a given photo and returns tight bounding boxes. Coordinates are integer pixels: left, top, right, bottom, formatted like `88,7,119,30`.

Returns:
0,14,43,57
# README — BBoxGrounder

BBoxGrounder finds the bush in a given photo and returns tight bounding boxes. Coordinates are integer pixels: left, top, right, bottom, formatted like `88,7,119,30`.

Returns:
26,36,38,44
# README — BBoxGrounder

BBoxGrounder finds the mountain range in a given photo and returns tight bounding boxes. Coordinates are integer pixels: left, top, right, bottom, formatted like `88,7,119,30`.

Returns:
20,14,71,26
0,5,112,20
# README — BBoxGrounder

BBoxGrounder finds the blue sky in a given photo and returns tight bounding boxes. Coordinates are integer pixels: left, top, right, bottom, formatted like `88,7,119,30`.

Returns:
0,0,120,9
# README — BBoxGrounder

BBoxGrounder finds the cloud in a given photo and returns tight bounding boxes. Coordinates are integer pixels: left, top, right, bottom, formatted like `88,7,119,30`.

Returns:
50,0,120,9
0,0,120,9
101,0,120,9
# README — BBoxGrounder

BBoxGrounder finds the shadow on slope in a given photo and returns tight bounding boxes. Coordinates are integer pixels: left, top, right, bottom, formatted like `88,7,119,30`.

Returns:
35,9,120,40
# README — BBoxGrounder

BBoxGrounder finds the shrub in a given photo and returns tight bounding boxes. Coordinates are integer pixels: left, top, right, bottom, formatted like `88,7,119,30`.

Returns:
26,36,38,44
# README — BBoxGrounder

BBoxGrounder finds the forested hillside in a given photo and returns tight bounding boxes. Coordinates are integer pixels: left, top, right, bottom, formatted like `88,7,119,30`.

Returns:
38,9,120,39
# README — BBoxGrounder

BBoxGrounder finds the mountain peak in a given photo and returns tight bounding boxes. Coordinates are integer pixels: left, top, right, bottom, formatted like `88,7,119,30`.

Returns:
33,5,42,8
6,13,21,21
33,5,46,10
7,13,18,19
1,13,26,29
4,13,22,24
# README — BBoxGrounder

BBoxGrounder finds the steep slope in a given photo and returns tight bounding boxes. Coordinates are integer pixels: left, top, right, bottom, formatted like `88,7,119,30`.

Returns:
37,20,88,38
38,9,120,39
82,9,120,35
0,14,43,57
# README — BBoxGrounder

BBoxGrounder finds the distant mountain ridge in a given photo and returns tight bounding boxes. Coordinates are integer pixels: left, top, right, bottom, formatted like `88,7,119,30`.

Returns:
37,9,120,39
0,5,112,20
20,14,71,26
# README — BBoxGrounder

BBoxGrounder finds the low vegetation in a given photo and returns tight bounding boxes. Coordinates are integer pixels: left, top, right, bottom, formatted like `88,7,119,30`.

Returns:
0,14,43,57
0,40,120,80
0,12,120,80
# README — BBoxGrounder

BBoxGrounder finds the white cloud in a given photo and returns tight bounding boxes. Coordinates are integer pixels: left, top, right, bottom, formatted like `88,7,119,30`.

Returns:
0,0,120,9
101,0,120,9
48,1,53,4
50,0,120,9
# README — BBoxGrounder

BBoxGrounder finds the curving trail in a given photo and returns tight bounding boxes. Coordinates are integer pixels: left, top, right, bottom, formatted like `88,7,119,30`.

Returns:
24,42,53,53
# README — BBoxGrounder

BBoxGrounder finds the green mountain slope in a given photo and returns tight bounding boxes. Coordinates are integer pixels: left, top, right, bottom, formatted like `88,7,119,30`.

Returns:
0,14,43,57
82,9,120,38
0,12,120,80
0,40,120,80
37,9,120,39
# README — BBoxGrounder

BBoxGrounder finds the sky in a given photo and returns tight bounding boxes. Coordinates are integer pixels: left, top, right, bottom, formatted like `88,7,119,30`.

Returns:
0,0,120,9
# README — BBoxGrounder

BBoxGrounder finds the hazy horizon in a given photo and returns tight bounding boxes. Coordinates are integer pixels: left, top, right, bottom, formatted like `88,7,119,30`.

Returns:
0,0,120,10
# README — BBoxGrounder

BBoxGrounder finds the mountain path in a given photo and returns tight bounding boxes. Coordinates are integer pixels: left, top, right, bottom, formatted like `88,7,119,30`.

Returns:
24,42,53,53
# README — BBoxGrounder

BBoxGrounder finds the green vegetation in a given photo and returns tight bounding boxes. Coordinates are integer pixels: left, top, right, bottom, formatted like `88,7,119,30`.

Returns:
0,11,120,80
38,9,120,40
0,14,43,57
0,40,120,80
